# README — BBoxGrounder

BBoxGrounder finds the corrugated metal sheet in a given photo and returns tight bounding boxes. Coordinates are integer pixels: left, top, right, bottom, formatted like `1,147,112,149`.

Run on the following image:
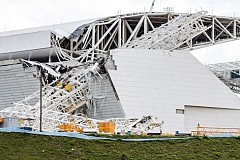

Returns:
88,74,125,119
0,62,39,110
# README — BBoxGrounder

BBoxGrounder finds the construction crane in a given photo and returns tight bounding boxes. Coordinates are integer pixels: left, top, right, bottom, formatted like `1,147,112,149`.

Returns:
149,0,156,12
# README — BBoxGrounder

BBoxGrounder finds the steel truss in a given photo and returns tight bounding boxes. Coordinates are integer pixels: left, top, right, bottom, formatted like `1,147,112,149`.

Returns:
208,61,240,94
50,11,240,62
0,61,102,131
123,11,209,49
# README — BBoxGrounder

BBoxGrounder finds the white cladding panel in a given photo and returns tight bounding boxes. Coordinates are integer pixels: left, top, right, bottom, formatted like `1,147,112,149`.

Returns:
0,31,51,54
108,49,240,133
0,19,97,37
185,106,240,132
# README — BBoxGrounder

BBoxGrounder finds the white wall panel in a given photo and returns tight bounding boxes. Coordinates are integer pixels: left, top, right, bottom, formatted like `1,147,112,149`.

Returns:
108,49,240,133
0,31,51,54
185,106,240,132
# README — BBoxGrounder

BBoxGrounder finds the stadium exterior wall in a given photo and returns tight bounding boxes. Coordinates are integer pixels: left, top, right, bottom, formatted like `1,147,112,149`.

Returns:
108,49,240,133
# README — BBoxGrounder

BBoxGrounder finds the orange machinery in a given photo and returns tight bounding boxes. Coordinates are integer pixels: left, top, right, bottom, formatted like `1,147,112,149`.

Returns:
98,121,116,134
58,117,83,133
0,117,3,124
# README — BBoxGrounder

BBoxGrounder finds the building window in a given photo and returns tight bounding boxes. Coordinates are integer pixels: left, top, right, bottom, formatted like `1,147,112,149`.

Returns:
176,109,184,114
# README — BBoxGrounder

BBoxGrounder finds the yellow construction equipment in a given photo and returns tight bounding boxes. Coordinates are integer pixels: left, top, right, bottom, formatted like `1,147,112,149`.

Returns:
64,84,71,92
57,82,62,87
98,121,116,134
58,116,83,133
58,124,83,133
0,117,3,124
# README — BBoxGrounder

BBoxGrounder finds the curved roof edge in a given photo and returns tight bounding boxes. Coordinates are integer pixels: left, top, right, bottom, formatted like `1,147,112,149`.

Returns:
0,18,99,38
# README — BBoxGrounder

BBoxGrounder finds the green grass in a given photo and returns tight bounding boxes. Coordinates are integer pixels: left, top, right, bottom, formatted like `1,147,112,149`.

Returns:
86,133,175,139
1,132,240,160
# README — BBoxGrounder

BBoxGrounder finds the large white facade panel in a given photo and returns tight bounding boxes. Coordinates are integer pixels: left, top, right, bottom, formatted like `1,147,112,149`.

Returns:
0,31,51,54
185,106,240,132
108,49,240,133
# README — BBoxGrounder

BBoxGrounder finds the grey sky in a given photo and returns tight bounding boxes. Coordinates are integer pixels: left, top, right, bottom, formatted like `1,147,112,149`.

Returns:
0,0,240,64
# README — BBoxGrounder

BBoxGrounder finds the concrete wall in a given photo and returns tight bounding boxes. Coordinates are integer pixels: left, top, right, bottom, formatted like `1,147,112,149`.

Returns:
108,49,240,133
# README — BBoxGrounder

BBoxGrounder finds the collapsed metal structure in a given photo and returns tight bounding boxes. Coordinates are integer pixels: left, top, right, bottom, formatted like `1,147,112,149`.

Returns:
1,11,240,133
52,11,240,63
208,61,240,94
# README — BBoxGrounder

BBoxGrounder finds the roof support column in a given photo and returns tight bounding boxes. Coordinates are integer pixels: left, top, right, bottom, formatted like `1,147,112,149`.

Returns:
122,19,127,44
96,25,100,50
118,17,122,47
234,19,237,38
212,17,215,44
100,25,104,49
144,14,148,34
92,24,95,52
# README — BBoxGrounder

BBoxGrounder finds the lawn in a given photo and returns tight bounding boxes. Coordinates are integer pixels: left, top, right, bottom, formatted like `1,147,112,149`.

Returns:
0,132,240,160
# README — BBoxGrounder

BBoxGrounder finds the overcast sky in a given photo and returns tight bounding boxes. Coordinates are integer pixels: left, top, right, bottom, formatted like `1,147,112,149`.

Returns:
1,0,240,64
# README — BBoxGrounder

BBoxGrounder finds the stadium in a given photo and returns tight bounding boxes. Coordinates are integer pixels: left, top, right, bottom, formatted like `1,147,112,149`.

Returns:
1,10,240,134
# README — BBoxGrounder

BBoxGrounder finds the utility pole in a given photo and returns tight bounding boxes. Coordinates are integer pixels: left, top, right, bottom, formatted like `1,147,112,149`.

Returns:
39,67,43,132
